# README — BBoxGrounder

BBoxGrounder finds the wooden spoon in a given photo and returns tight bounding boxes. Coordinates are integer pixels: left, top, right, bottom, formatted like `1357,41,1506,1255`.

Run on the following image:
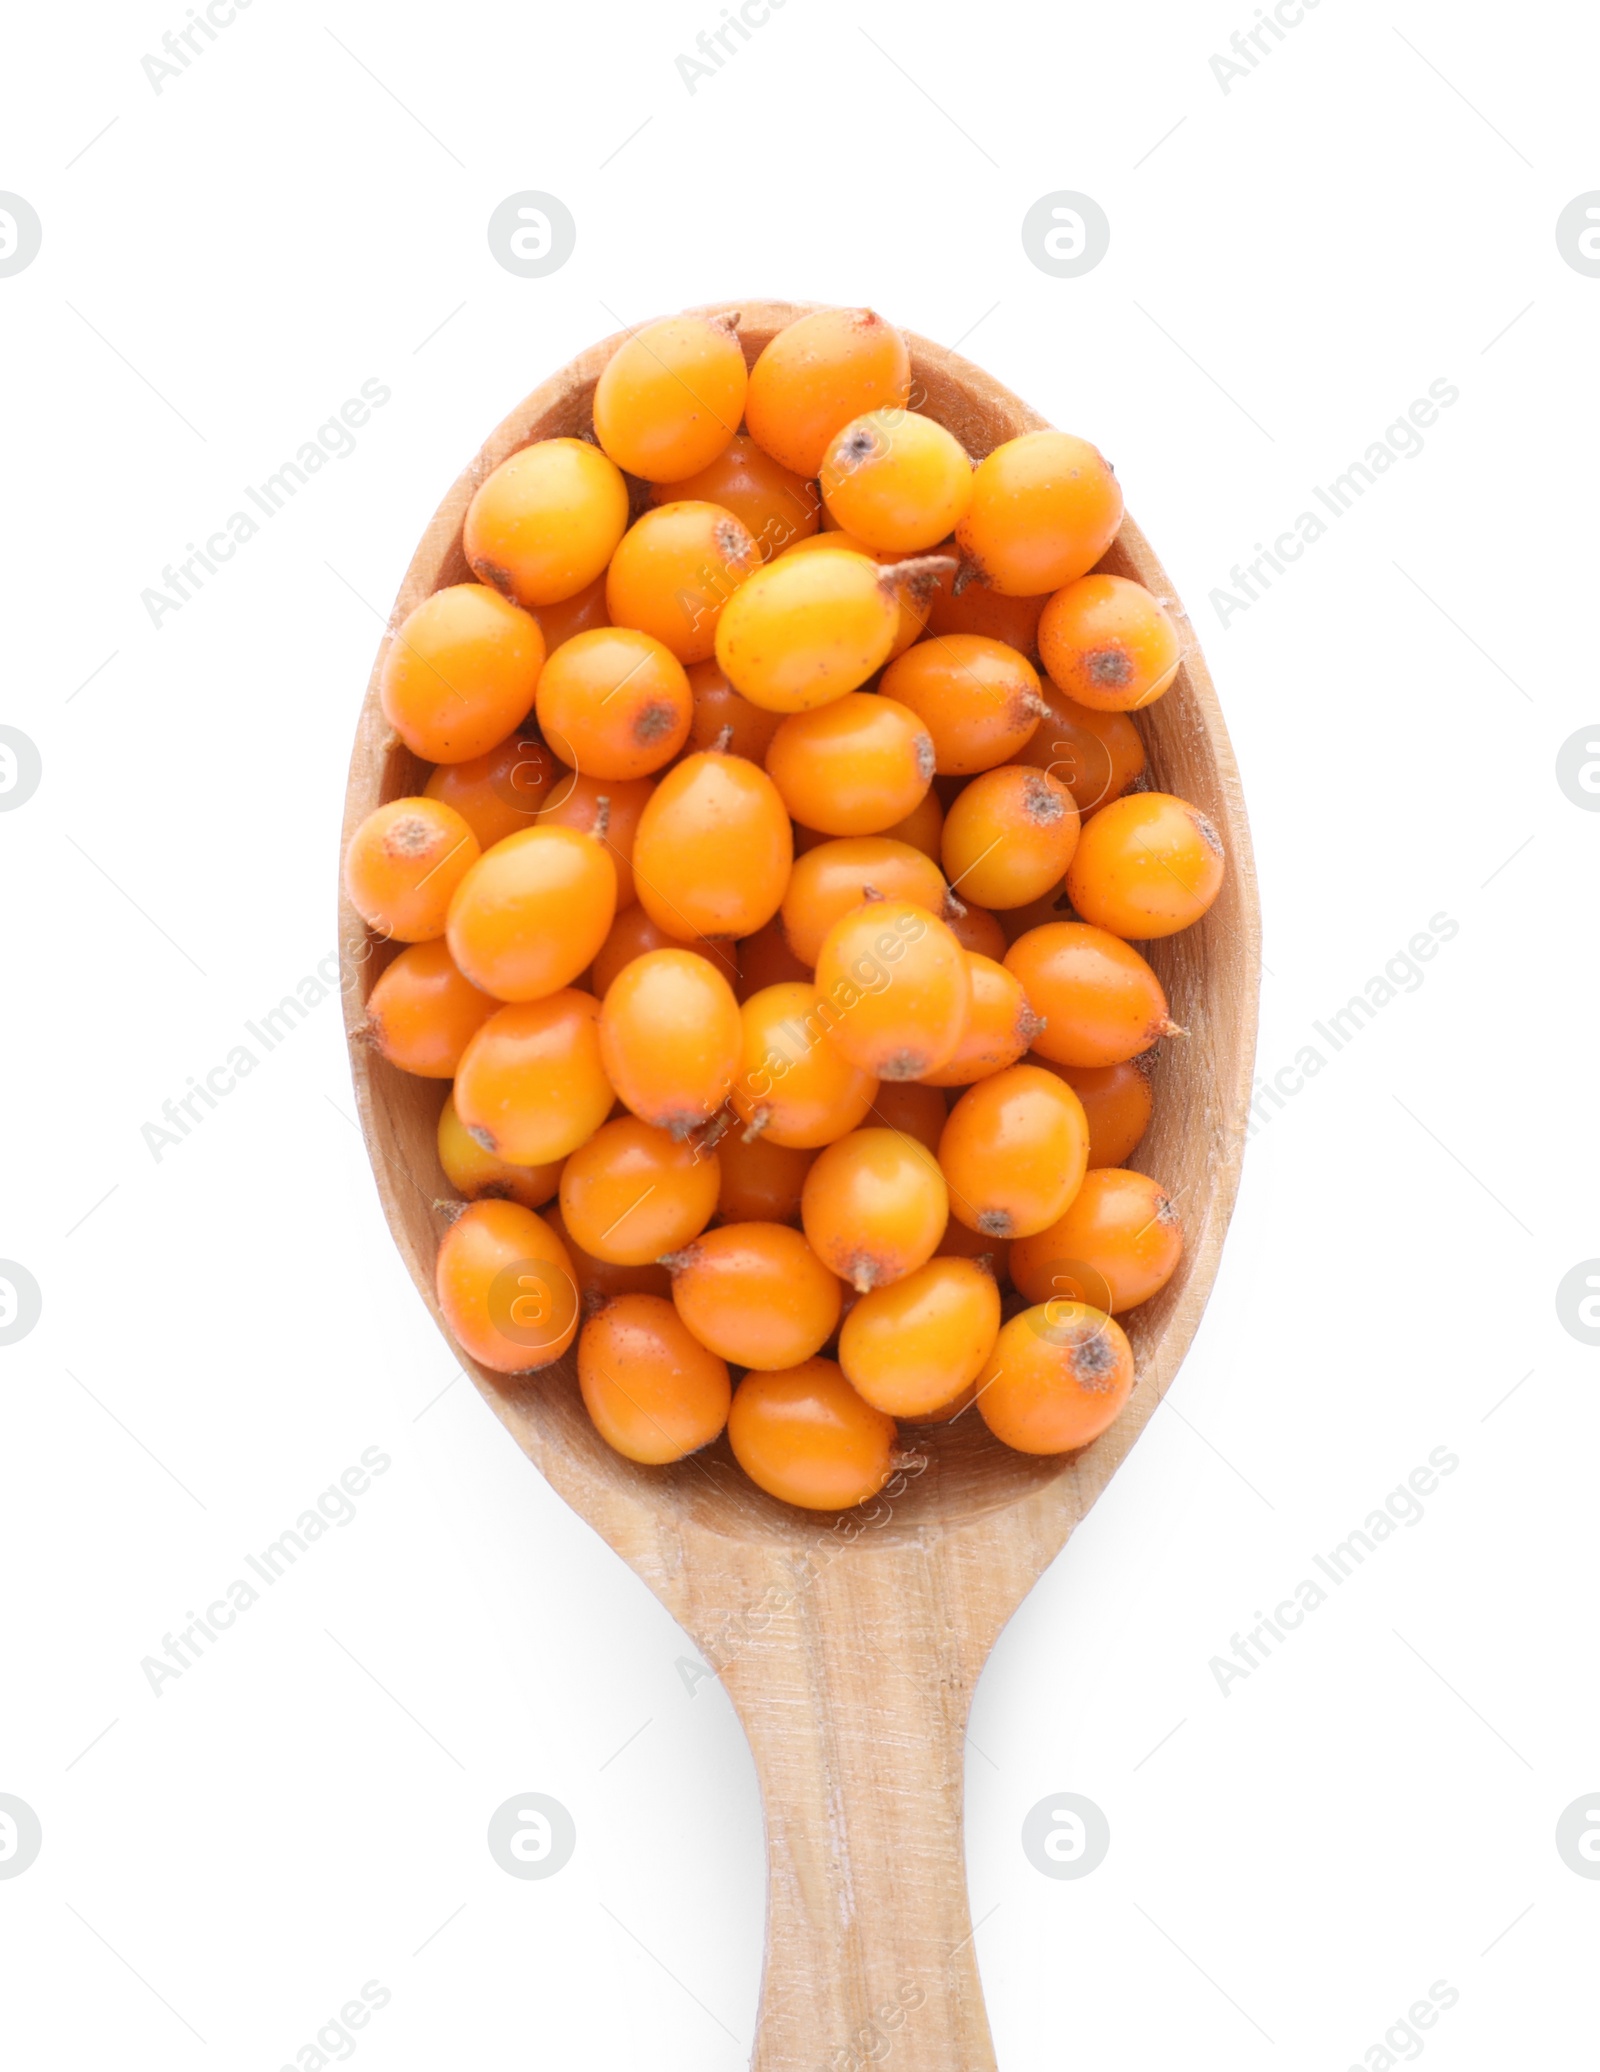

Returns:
340,301,1260,2071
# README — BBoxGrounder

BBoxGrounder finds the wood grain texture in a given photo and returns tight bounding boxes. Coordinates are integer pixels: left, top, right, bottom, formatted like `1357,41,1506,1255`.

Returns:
339,301,1262,2070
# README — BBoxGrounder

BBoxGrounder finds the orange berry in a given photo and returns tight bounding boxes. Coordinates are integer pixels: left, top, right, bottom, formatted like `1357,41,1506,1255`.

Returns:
535,571,611,648
814,901,971,1081
714,548,906,712
920,953,1042,1087
878,785,944,862
381,584,545,764
955,431,1124,597
453,992,613,1164
437,1092,563,1210
976,1304,1134,1453
343,797,479,942
1015,686,1146,816
545,1202,671,1305
446,825,615,1000
685,658,786,762
780,836,951,966
534,627,690,780
943,900,1006,959
716,1129,815,1224
745,307,912,477
800,1126,948,1292
1010,1168,1183,1316
878,634,1044,774
435,1199,579,1374
941,764,1080,909
425,726,556,850
592,904,738,996
650,433,820,560
1035,1057,1154,1168
730,981,877,1148
605,500,760,663
631,748,793,941
727,1359,897,1509
1004,923,1175,1067
735,916,810,999
764,693,934,837
839,1255,1000,1418
534,767,653,910
782,530,933,658
939,1063,1089,1239
579,1294,731,1464
665,1223,842,1370
463,438,630,608
592,312,746,481
1038,574,1181,712
865,1081,947,1153
1065,792,1226,939
598,947,741,1134
364,939,497,1077
925,565,1049,656
820,409,972,552
559,1115,720,1265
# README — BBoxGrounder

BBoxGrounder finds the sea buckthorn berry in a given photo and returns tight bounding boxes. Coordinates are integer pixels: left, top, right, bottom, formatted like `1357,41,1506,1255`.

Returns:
731,981,878,1147
801,1127,948,1292
463,438,630,608
559,1116,720,1265
976,1304,1135,1454
943,900,1006,959
814,900,971,1081
453,992,613,1164
782,531,934,658
446,825,615,1000
604,501,760,663
425,727,556,850
865,1081,947,1153
1035,1056,1154,1168
344,798,480,942
1015,686,1146,816
1004,923,1177,1067
685,658,785,762
1011,1168,1183,1315
545,1203,671,1304
579,1294,731,1465
631,748,793,941
664,1223,842,1370
727,1360,897,1510
592,904,738,996
745,307,912,478
956,431,1124,597
939,1063,1089,1238
879,785,944,862
437,1093,563,1210
735,917,811,999
650,433,821,560
597,947,741,1135
535,571,611,648
925,563,1050,657
435,1199,579,1374
941,764,1080,909
878,634,1044,774
715,548,921,713
1066,792,1226,939
534,627,690,781
764,694,934,837
819,410,972,552
839,1256,1000,1418
716,1129,815,1224
937,1210,1010,1287
534,768,653,910
592,311,747,481
363,939,497,1077
381,584,546,764
921,953,1043,1087
780,836,951,966
1038,573,1181,713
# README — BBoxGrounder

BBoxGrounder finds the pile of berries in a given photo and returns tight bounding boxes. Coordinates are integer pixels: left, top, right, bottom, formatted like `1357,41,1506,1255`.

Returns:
342,305,1226,1511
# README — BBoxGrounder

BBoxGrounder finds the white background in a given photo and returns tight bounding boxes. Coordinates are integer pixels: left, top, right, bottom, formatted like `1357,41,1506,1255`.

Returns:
2,0,1596,2066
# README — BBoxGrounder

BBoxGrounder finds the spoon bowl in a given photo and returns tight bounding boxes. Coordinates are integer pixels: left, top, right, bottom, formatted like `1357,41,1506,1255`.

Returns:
341,301,1260,2071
